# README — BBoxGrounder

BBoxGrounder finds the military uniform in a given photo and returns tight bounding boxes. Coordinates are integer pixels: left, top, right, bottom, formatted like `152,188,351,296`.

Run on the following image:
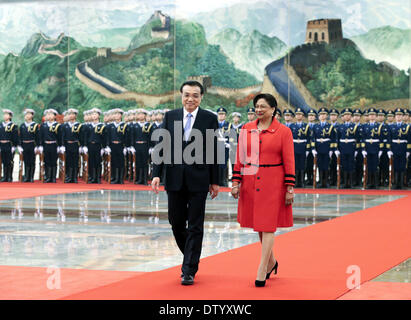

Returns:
61,108,85,183
132,109,154,185
311,108,338,188
217,107,231,187
389,108,411,189
352,109,364,186
291,108,312,187
39,109,62,183
305,108,317,186
106,109,131,184
83,108,107,184
328,108,340,186
336,108,361,188
19,109,40,182
228,112,243,179
0,109,20,182
376,109,390,187
361,108,384,188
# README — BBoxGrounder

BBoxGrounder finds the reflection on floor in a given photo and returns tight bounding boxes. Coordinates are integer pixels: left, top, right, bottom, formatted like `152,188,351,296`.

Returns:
0,190,406,282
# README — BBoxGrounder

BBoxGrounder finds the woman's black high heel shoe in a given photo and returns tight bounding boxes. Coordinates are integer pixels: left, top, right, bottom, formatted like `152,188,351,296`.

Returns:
266,261,278,279
255,279,266,287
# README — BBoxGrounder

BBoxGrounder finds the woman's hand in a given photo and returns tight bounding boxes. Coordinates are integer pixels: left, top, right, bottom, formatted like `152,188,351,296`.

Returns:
285,186,294,206
231,183,240,199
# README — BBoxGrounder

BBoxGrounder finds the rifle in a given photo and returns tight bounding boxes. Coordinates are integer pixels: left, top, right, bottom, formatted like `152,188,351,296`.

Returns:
40,153,45,182
337,154,341,189
82,153,89,183
107,153,111,184
18,152,24,182
132,153,136,183
313,154,317,189
363,155,368,190
58,152,66,182
388,156,393,190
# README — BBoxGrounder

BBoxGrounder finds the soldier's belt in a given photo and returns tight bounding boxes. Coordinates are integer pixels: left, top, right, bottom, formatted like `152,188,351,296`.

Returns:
44,141,57,144
339,139,356,143
111,141,121,144
392,139,407,144
0,140,11,143
22,140,35,143
365,139,380,143
316,138,330,142
135,141,147,144
293,139,307,143
66,140,79,143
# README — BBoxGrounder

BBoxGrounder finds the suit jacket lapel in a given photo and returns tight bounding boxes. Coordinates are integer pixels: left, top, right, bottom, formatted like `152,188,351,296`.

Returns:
191,107,202,132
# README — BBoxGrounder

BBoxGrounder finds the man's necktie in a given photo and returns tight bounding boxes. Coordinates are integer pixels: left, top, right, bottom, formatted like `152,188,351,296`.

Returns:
184,113,193,141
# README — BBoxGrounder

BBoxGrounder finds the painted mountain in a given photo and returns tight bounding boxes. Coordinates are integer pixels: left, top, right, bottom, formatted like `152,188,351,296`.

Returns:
350,26,411,71
209,28,288,81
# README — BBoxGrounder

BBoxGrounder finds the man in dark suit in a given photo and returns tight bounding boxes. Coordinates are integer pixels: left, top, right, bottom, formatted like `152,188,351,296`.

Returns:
151,80,220,286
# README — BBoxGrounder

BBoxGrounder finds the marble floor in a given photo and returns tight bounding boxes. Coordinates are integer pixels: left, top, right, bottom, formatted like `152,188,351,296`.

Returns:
0,190,408,282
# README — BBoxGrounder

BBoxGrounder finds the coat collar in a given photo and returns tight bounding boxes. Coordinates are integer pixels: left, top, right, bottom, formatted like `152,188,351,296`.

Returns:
249,116,280,133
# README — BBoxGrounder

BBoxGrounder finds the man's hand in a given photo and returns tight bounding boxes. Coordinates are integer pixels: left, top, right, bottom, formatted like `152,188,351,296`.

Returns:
209,184,219,199
151,177,160,194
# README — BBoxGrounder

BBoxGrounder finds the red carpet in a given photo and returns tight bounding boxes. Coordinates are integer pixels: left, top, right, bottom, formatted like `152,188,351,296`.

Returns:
58,194,411,300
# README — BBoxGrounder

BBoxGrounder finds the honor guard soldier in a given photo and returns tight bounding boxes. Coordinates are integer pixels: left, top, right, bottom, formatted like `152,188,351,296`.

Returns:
61,108,85,183
151,110,165,184
39,109,62,183
20,109,40,182
404,109,411,187
275,109,282,122
337,108,361,188
84,108,107,183
229,112,243,179
305,108,317,185
352,108,364,186
292,107,312,187
389,108,410,189
311,108,338,188
106,108,131,184
133,108,154,185
362,108,386,188
328,108,340,186
386,110,395,126
0,109,21,182
247,107,256,122
217,107,231,186
375,109,390,187
283,108,294,128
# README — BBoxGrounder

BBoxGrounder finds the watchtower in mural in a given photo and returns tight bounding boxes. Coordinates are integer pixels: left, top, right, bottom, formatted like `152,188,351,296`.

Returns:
305,19,343,44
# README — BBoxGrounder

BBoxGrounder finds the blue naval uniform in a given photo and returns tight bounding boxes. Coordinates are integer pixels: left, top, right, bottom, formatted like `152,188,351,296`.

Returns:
389,121,410,174
290,120,312,187
305,120,316,185
362,121,384,174
0,121,19,182
61,121,85,182
19,121,40,182
84,122,107,183
328,120,340,186
39,121,62,183
132,121,154,185
217,119,232,186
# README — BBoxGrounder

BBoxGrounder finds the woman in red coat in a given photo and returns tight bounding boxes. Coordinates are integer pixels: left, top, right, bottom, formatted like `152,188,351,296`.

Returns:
231,93,295,287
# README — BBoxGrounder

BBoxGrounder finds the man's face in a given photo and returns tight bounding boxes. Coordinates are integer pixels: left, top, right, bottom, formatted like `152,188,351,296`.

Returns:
156,113,164,122
353,115,360,122
403,114,409,122
24,113,33,122
395,114,403,122
284,114,292,122
233,116,240,124
308,115,316,122
368,114,376,122
114,112,122,122
386,115,394,123
377,115,385,122
319,113,327,122
247,113,255,121
137,112,145,122
91,112,99,122
343,114,351,122
47,113,55,122
3,113,10,122
68,112,76,122
181,85,202,113
295,113,303,122
218,113,226,122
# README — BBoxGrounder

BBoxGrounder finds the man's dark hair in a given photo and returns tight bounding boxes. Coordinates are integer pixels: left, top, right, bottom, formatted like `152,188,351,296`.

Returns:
180,80,204,95
253,93,277,109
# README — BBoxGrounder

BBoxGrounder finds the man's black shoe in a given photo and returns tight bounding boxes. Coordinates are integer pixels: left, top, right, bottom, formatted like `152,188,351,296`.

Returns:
181,274,194,285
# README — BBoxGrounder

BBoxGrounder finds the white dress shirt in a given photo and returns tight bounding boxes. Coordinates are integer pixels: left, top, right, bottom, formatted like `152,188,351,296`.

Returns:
183,106,199,134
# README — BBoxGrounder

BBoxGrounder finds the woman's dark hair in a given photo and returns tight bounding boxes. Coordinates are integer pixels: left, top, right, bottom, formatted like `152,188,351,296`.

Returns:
253,93,277,109
180,80,204,95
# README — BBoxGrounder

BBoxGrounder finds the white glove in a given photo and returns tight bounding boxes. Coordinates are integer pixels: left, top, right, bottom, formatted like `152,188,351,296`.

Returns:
378,151,382,159
311,149,317,157
362,151,367,158
59,146,66,154
105,147,111,154
407,152,410,159
387,151,393,159
38,146,44,154
329,151,333,158
149,147,153,155
225,143,231,150
123,148,127,156
306,151,309,157
17,146,23,154
100,149,105,157
79,147,83,154
354,151,358,158
334,150,340,157
11,147,15,154
82,146,88,154
128,146,135,154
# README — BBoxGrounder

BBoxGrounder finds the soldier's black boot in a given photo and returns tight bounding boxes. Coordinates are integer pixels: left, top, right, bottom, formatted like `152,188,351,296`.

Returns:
135,168,142,184
368,172,376,189
112,168,119,184
343,172,348,188
72,168,78,183
23,166,30,182
0,166,7,182
399,172,405,190
97,167,102,184
65,168,73,183
50,167,57,183
44,166,51,183
118,168,125,185
6,165,13,182
28,166,34,182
